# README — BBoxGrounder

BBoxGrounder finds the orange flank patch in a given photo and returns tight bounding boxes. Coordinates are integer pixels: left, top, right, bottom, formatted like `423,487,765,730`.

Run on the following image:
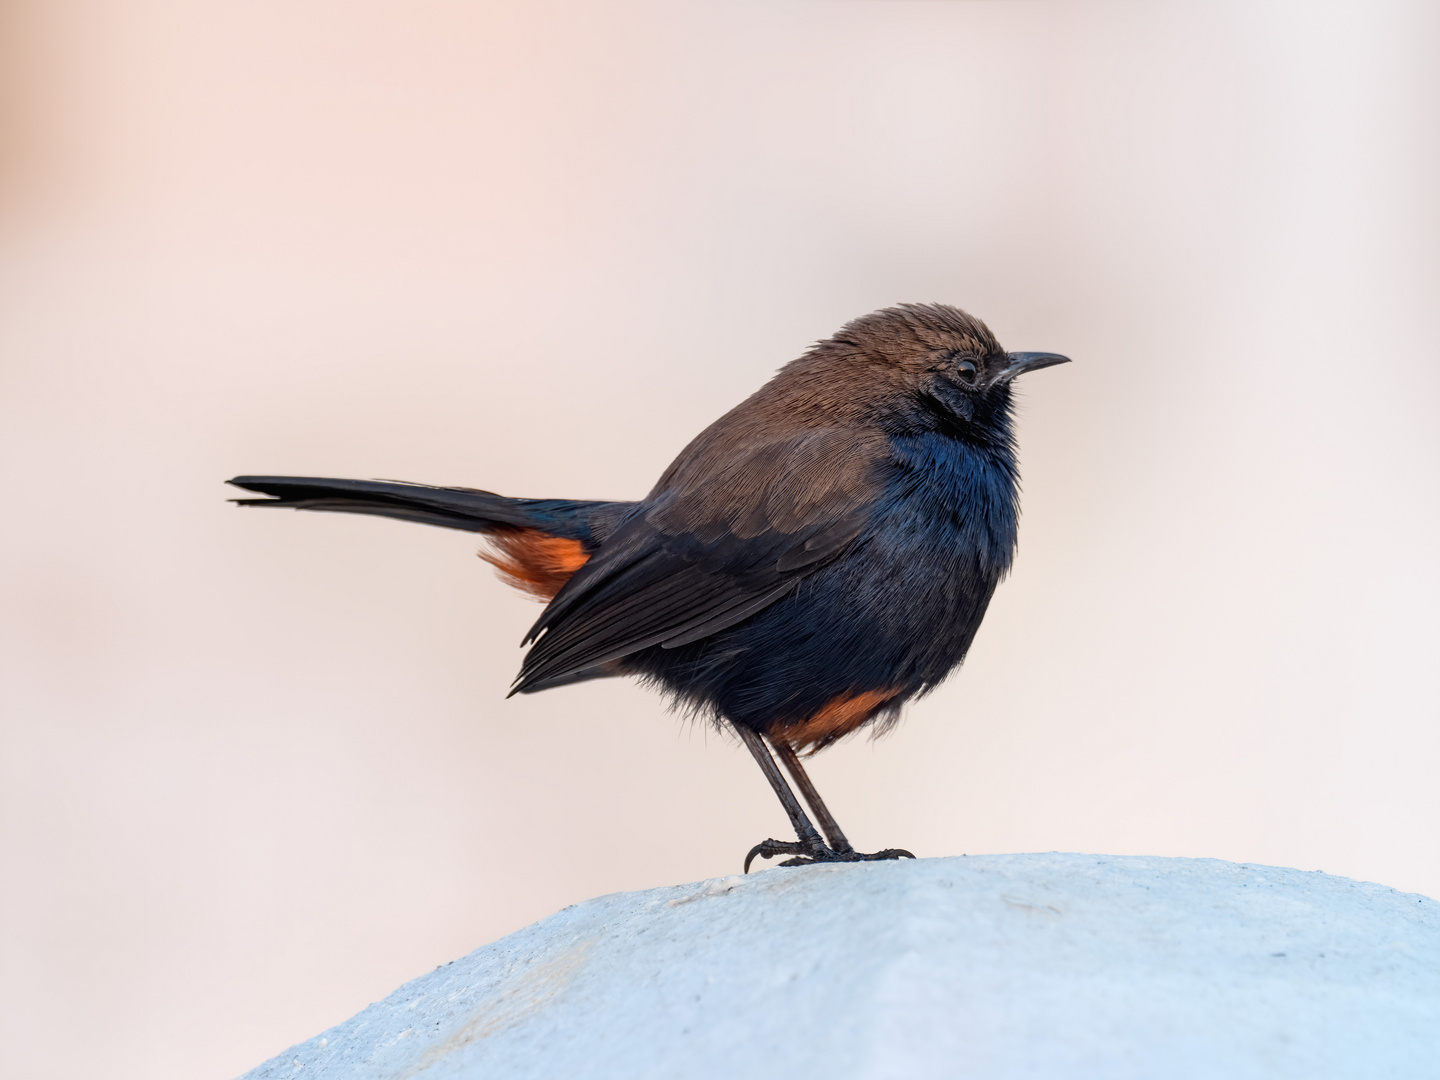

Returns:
479,529,590,601
774,688,902,755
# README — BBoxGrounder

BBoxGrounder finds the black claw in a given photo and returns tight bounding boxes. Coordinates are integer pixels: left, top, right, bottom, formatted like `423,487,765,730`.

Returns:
744,839,809,873
860,848,916,861
744,840,917,872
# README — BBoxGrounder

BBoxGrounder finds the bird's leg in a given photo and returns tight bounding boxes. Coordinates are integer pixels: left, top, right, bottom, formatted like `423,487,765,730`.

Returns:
735,723,918,871
767,736,854,855
768,737,916,865
733,723,832,871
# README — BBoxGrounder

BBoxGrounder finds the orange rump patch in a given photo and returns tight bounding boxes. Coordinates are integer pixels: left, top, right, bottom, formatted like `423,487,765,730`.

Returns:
774,687,902,755
479,529,590,601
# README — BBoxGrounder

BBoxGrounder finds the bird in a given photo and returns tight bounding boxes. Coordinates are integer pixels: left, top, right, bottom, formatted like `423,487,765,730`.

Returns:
229,303,1069,871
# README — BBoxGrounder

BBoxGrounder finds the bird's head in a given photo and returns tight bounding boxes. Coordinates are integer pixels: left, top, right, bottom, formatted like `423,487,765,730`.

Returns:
828,303,1070,436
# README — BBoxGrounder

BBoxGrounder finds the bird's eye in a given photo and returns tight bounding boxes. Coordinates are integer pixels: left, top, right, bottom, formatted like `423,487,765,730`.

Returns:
955,359,979,382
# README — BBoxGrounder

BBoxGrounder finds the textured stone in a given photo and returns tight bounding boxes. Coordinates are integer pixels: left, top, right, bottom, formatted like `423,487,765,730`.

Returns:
240,854,1440,1079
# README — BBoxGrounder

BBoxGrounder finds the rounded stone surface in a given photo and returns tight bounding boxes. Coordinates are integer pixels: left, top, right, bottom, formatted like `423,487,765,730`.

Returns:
240,854,1440,1079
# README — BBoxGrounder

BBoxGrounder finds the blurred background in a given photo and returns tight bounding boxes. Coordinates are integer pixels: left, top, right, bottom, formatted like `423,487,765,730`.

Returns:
1,1,1437,1077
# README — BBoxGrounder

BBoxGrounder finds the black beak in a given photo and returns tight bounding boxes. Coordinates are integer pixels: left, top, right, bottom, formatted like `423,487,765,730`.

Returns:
991,351,1072,386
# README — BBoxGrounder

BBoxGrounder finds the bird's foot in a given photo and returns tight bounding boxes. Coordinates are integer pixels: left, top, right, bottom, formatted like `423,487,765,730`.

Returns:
743,838,916,873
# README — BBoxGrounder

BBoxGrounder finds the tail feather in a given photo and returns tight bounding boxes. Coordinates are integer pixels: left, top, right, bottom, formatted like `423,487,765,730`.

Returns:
229,476,538,532
227,476,622,540
229,475,637,603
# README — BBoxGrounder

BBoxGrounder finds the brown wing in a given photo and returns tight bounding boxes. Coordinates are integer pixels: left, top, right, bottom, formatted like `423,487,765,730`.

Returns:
511,427,891,694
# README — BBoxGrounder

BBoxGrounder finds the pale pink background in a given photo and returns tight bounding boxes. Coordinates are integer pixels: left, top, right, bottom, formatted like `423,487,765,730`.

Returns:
2,2,1437,1078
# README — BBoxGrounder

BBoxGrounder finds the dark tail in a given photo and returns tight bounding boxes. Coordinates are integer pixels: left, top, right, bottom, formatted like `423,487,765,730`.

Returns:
227,476,629,544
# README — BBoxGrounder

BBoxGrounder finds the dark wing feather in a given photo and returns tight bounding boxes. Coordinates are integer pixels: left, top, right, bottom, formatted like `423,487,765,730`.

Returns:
512,428,889,694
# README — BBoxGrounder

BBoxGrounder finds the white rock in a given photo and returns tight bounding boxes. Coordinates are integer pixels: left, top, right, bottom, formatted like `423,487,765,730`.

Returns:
238,854,1440,1079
